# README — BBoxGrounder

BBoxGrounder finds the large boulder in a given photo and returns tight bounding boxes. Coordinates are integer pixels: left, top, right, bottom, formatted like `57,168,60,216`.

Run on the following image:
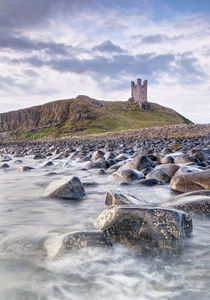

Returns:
170,169,210,193
44,176,86,200
94,207,192,250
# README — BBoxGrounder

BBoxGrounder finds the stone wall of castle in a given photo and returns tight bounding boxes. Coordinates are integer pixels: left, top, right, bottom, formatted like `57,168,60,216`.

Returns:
129,78,147,107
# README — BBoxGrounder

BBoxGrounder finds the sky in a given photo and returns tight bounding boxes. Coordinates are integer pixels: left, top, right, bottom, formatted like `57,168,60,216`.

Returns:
0,0,210,123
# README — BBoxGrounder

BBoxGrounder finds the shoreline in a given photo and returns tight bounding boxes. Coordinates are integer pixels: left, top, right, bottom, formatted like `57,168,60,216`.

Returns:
0,123,209,146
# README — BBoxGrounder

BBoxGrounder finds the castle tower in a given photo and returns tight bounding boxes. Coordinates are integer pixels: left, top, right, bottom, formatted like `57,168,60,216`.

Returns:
129,78,148,107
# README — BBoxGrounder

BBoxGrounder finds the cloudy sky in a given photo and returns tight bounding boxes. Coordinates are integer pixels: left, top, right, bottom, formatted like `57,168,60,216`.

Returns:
0,0,210,123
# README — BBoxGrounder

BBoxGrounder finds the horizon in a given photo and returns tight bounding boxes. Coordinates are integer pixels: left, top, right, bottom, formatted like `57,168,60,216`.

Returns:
0,0,210,123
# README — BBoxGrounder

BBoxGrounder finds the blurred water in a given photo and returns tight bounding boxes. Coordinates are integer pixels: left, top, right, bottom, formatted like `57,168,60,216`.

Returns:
0,156,210,300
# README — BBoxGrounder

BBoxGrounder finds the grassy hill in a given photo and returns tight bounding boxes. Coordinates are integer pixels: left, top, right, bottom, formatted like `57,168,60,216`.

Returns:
0,95,192,140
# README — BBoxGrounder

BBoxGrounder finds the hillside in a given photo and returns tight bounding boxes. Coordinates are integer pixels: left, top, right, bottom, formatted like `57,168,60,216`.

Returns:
0,95,192,140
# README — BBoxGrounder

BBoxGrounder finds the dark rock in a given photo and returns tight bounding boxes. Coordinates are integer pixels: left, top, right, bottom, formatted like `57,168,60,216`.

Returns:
94,207,192,250
91,150,105,161
169,192,210,217
138,178,166,186
0,163,10,169
187,149,209,162
141,167,154,176
119,155,155,171
45,230,111,257
82,181,98,187
42,161,54,167
45,176,86,200
105,191,148,207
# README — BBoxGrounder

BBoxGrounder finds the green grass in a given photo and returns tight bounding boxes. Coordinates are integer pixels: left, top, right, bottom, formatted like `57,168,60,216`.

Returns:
18,126,58,139
65,99,191,135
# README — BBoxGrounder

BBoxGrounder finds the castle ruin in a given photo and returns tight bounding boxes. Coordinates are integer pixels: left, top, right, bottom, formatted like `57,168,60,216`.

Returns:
129,78,148,109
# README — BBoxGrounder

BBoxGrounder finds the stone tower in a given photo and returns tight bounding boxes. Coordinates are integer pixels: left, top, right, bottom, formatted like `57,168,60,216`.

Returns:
129,78,148,108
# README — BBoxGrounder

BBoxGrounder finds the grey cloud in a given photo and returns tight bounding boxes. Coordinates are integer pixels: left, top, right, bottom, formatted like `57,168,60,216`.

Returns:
10,50,206,88
141,34,183,44
0,34,71,55
0,0,98,30
21,52,175,80
92,40,125,53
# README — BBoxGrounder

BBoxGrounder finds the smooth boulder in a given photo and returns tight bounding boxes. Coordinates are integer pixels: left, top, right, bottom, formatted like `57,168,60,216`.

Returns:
170,169,210,193
112,168,144,181
44,176,86,200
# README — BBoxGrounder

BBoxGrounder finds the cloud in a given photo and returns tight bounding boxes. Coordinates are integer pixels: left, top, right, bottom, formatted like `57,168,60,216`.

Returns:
141,34,182,44
0,33,72,56
0,0,99,30
16,51,206,88
92,40,125,53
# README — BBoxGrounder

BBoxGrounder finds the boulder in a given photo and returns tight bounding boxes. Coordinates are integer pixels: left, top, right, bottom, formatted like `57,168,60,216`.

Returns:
174,155,197,164
161,156,174,164
174,165,203,176
44,230,110,257
170,169,210,193
146,169,171,183
119,155,155,171
113,168,145,181
44,176,86,200
161,148,173,155
187,149,209,162
170,196,210,217
105,191,148,207
155,163,180,177
85,160,106,169
94,207,192,250
91,150,105,161
117,153,130,161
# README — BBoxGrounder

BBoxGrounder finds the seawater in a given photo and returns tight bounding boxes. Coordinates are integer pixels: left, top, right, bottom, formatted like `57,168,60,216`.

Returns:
0,156,210,300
